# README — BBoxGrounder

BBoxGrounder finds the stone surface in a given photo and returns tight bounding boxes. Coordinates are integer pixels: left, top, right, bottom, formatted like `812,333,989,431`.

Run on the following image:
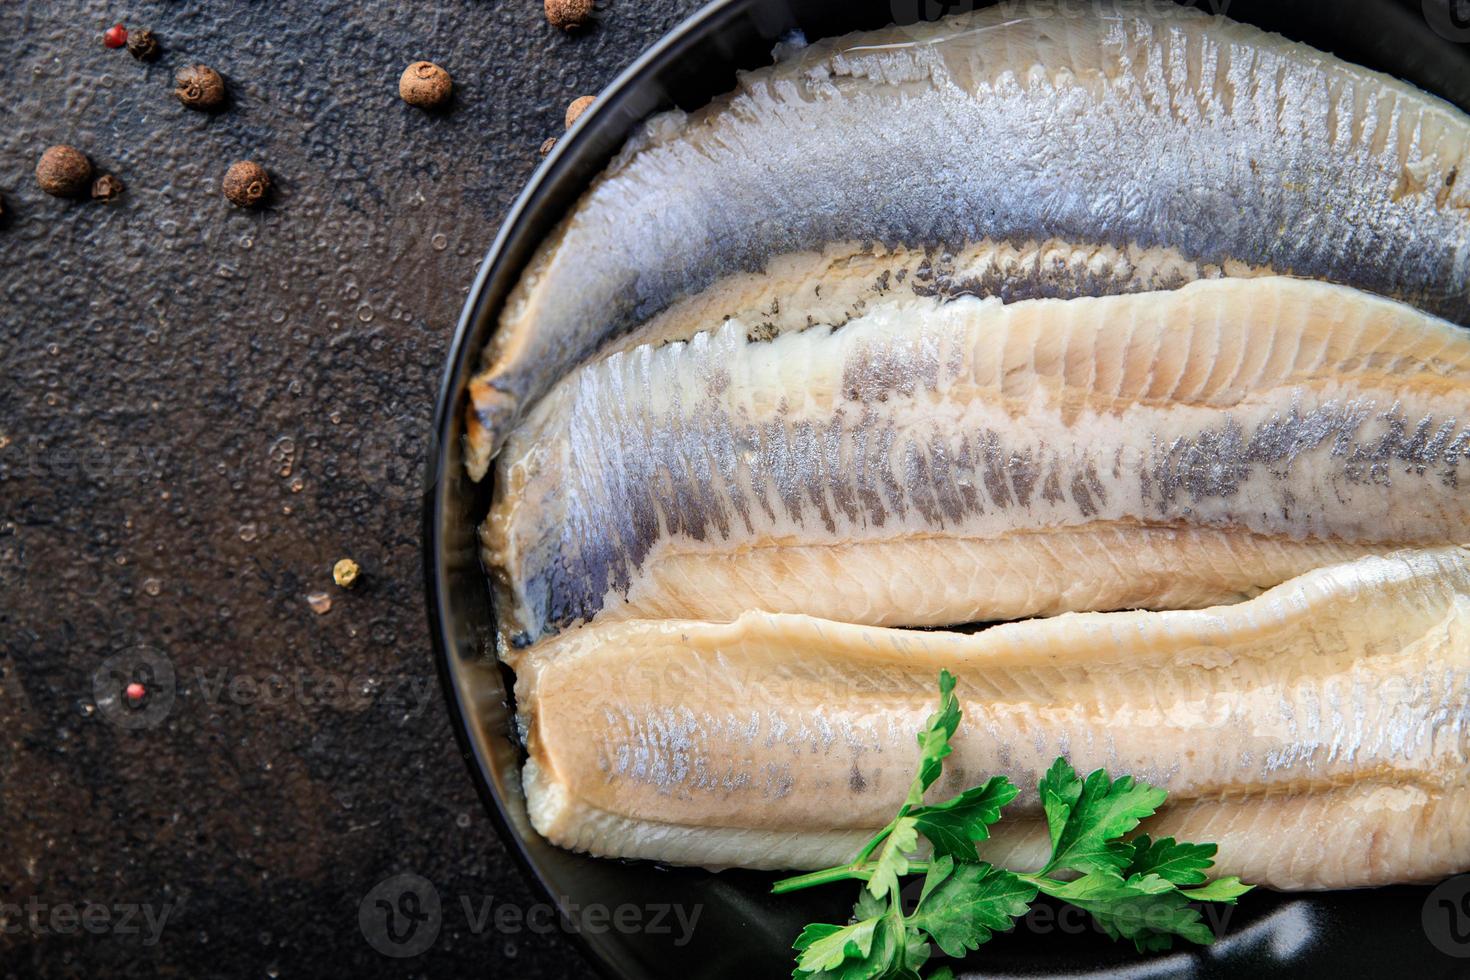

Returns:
0,0,700,975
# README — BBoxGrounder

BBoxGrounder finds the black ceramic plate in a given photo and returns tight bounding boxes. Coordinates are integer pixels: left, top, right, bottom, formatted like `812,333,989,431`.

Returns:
426,2,1470,976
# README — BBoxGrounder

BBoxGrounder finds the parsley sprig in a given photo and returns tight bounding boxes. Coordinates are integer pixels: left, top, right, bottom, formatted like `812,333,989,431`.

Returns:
774,670,1252,978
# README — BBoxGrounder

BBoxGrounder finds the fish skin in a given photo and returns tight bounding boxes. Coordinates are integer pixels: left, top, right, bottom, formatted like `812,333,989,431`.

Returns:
591,238,1274,362
516,547,1470,889
466,0,1470,474
485,277,1470,647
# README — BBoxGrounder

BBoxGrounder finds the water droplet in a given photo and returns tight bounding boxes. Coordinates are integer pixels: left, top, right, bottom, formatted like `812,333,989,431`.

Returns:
306,592,332,615
431,233,448,251
238,523,259,542
357,304,374,322
289,477,304,493
455,812,471,828
143,577,162,597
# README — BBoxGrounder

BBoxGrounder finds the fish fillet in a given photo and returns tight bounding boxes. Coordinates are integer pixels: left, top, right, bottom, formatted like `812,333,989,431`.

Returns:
593,238,1275,363
515,547,1470,890
485,277,1470,647
465,0,1470,474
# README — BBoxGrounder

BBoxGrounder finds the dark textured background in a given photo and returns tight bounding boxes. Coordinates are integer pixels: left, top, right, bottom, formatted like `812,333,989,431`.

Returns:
0,1,700,975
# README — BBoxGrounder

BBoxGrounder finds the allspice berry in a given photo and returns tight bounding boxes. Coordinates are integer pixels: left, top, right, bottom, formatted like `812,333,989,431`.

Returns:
36,145,93,197
546,0,594,30
91,174,125,202
564,95,595,129
127,29,160,61
175,64,225,110
222,160,270,208
399,61,452,109
332,558,361,589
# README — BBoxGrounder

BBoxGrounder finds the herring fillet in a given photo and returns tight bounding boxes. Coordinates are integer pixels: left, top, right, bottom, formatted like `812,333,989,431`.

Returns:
515,547,1470,890
485,277,1470,647
590,238,1275,364
465,1,1470,474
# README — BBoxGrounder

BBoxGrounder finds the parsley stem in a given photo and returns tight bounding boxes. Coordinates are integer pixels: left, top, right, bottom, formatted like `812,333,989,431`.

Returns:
852,818,898,865
770,858,934,895
770,864,872,894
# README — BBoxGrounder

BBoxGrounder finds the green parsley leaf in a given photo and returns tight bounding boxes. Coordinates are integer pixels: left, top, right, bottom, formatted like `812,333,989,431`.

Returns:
906,670,962,807
1125,835,1217,885
909,776,1019,863
1034,871,1228,952
852,890,888,921
1042,766,1167,876
865,816,919,899
1038,758,1083,854
1180,876,1254,903
1067,888,1217,952
793,919,880,975
909,857,1038,958
796,910,926,980
1034,872,1175,903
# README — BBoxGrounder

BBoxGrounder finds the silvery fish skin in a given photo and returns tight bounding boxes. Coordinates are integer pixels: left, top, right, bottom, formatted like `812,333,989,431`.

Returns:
592,237,1272,362
465,0,1470,476
485,277,1470,648
515,547,1470,889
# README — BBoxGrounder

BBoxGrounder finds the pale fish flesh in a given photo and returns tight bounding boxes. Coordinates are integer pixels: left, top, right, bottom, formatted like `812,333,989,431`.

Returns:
485,276,1470,648
465,0,1470,475
515,547,1470,890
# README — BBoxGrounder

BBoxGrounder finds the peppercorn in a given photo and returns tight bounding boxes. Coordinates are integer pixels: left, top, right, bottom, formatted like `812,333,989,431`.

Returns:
539,137,557,156
175,64,225,110
127,29,160,61
332,558,361,589
565,95,595,129
222,160,270,207
91,174,125,202
35,145,93,197
103,24,127,49
545,0,594,30
399,61,452,109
